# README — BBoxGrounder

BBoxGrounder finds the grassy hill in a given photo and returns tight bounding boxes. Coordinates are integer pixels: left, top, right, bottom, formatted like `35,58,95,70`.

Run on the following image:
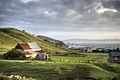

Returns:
0,28,37,49
0,28,69,53
0,59,119,80
37,35,60,43
0,53,119,80
1,28,120,80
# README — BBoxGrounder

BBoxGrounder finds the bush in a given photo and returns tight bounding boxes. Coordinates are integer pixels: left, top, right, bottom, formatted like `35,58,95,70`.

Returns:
4,49,26,60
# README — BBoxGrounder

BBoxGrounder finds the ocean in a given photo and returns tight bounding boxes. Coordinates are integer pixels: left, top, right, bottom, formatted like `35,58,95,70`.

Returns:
67,42,120,49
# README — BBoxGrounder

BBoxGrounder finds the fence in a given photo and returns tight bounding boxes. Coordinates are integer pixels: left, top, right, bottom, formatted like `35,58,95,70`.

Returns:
52,58,107,64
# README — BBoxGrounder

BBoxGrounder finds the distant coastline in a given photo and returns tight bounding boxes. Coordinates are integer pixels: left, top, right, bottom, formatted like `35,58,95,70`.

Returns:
64,39,120,49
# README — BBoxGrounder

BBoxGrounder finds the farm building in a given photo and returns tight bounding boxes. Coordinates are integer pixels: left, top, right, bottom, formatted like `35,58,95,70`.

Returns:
83,47,104,53
83,47,92,52
83,47,112,53
15,42,48,59
108,50,120,63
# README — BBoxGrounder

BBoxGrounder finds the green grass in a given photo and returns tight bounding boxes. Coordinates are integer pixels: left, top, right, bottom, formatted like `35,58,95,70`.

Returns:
1,28,120,80
37,40,69,54
0,28,69,53
0,60,117,80
51,53,108,63
0,53,120,80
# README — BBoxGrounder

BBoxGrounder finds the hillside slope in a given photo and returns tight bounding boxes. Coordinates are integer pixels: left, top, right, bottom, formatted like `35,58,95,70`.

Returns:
0,60,118,80
37,35,60,43
37,35,68,48
0,28,69,53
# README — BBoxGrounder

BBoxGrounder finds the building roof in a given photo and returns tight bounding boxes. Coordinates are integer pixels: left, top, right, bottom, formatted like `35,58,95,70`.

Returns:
110,51,120,57
17,42,41,51
28,42,40,49
19,43,31,50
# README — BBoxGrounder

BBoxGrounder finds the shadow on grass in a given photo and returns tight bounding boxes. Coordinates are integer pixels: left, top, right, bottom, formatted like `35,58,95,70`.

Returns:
0,61,119,80
59,64,95,80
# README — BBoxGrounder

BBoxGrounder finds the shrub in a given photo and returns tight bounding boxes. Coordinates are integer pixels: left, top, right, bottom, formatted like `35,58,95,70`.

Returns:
4,49,26,60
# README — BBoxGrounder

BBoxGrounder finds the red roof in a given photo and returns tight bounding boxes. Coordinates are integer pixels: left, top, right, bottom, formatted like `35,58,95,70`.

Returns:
19,43,31,50
15,42,41,51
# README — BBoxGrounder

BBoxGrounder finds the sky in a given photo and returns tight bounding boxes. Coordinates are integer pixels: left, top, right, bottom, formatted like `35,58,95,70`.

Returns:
0,0,120,40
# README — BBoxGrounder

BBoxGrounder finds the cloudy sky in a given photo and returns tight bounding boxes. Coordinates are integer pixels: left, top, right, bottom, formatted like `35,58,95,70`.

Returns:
0,0,120,40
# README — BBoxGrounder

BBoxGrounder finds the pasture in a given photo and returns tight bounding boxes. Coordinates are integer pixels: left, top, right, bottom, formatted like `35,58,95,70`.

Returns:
0,52,120,80
51,53,108,64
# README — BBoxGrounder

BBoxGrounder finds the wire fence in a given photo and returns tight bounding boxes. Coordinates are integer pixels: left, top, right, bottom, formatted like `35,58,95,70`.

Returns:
52,58,107,64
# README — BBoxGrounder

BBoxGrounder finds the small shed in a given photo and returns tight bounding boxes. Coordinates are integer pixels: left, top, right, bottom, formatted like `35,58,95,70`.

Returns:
91,48,98,52
35,51,48,59
108,51,120,63
15,42,48,59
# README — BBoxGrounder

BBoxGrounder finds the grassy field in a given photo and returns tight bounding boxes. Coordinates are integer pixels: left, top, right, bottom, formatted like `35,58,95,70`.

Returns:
1,28,120,80
0,52,120,80
51,53,108,63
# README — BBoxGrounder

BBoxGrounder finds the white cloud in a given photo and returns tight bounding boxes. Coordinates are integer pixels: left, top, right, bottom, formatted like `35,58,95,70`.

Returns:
96,8,117,14
65,9,82,22
66,10,77,16
94,3,117,14
44,11,57,17
88,9,91,13
39,31,120,40
21,0,38,3
1,0,120,40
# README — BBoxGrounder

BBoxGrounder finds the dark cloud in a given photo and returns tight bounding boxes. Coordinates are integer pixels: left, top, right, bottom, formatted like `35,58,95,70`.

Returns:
102,0,120,10
0,0,120,39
